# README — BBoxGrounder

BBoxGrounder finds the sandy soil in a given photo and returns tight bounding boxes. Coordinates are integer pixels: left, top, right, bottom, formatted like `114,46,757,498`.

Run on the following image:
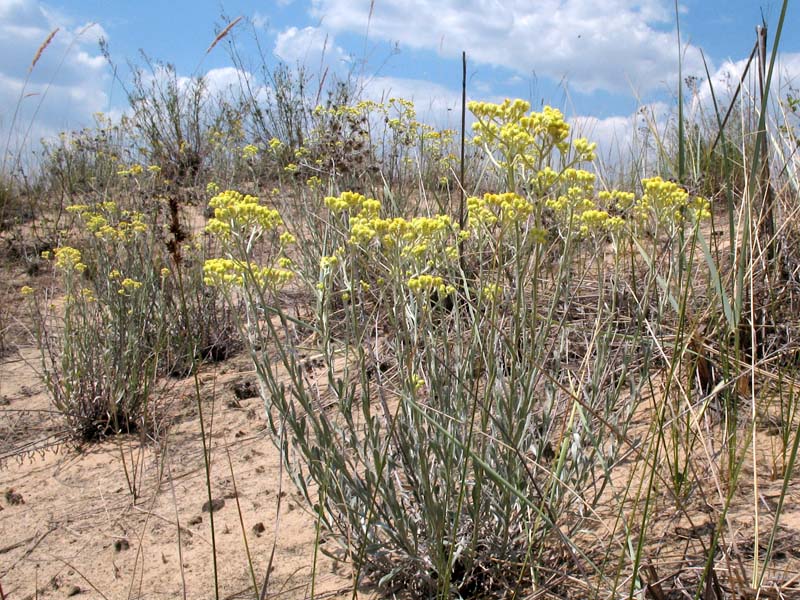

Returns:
0,349,354,600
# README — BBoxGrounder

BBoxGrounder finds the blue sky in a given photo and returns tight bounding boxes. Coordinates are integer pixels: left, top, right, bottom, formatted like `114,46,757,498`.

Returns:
1,0,798,162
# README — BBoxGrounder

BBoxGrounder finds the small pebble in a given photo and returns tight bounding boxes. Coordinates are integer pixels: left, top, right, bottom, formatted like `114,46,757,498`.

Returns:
201,497,225,513
5,489,24,505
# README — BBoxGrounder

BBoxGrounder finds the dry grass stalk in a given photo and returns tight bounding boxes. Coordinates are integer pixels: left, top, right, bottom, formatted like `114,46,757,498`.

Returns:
29,28,59,73
206,16,242,54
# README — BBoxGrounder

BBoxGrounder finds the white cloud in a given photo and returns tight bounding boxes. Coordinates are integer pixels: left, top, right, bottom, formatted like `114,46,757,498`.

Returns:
571,102,671,169
202,66,250,94
198,66,272,106
273,25,348,72
574,51,800,173
0,0,109,165
691,52,800,118
310,0,706,96
133,65,271,117
252,11,269,29
572,113,639,161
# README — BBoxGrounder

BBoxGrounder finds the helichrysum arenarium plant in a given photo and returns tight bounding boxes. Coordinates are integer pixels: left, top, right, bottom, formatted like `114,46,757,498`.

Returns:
26,201,169,439
24,192,244,439
199,97,725,596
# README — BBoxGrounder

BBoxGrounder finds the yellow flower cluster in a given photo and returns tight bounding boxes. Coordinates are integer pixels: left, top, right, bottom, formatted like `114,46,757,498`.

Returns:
117,164,144,177
325,192,406,247
578,209,612,236
572,138,597,162
313,100,378,119
203,258,294,290
67,202,148,242
349,216,378,246
481,283,501,303
203,258,243,287
545,169,597,217
407,274,454,296
326,197,456,258
320,254,340,269
118,277,143,295
469,100,574,169
324,191,374,214
372,215,453,247
252,266,294,288
599,190,635,212
469,98,531,123
635,177,710,225
468,192,534,227
530,167,560,195
241,144,259,159
53,246,86,272
321,190,460,302
206,190,284,238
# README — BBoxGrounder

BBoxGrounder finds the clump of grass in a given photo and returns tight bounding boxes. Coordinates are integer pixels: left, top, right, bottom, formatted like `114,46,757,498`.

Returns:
115,55,247,191
0,176,33,232
37,114,134,199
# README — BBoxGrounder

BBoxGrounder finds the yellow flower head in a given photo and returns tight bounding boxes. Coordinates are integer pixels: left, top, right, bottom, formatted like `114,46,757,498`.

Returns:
54,247,86,273
407,274,454,297
481,283,501,303
468,192,533,227
206,190,284,238
320,254,340,269
241,144,259,159
634,177,708,225
121,278,142,290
